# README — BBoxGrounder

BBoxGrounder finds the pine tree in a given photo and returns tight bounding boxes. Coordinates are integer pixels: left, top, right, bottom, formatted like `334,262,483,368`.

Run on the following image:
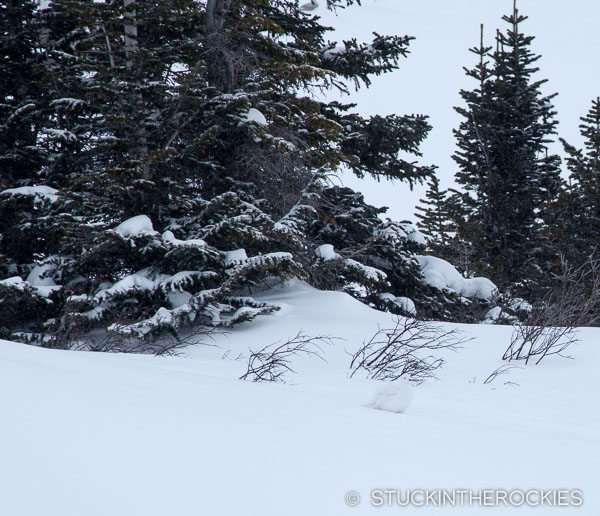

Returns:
415,175,455,248
450,3,561,295
548,98,600,266
1,0,474,345
0,0,48,188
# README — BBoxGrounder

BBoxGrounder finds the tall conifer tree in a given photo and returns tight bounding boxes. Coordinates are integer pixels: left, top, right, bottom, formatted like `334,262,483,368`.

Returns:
450,2,561,294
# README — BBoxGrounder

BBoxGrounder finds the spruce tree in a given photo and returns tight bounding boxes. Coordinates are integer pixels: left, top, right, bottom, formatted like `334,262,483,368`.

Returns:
451,4,561,295
1,0,477,346
415,175,455,248
549,98,600,267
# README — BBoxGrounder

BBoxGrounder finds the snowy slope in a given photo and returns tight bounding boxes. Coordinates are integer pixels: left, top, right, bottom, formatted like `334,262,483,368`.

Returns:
1,280,598,515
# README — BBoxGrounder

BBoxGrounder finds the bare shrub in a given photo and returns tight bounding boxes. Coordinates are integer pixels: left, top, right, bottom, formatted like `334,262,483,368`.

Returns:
349,317,466,384
69,324,220,356
483,364,522,385
240,331,332,383
503,256,600,365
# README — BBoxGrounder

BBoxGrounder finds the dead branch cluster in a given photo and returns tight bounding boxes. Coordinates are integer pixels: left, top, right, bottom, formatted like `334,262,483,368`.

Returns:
240,331,332,382
503,256,600,364
349,317,466,384
67,324,219,356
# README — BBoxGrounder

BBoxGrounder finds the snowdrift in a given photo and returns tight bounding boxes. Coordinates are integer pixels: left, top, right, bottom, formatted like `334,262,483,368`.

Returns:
1,279,598,515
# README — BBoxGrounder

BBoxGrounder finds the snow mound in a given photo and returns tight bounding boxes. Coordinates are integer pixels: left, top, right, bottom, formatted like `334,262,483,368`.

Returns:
379,293,417,315
26,263,61,298
245,108,267,126
1,185,58,203
416,255,497,300
315,244,339,261
114,215,158,238
366,381,414,414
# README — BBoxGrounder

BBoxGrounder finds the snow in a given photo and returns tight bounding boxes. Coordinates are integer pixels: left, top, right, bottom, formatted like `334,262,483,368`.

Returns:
509,297,533,313
379,293,417,316
94,272,157,302
345,259,387,282
113,215,158,238
417,255,497,300
223,248,248,266
245,107,268,126
402,223,427,245
161,230,206,247
50,97,86,108
315,243,340,261
26,263,61,298
0,273,59,299
0,276,27,290
0,279,598,514
484,306,503,323
0,185,58,203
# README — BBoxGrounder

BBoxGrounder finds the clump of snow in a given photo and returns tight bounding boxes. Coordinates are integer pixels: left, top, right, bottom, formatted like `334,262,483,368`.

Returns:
26,264,56,287
379,293,417,316
396,297,417,315
0,276,27,290
322,45,346,59
484,306,503,323
161,230,206,248
50,98,86,108
0,274,59,299
94,272,157,302
245,108,267,126
404,223,427,245
509,297,533,313
314,244,339,261
345,259,387,282
416,255,497,300
224,249,249,266
113,215,158,238
365,381,414,414
26,264,61,298
1,185,59,203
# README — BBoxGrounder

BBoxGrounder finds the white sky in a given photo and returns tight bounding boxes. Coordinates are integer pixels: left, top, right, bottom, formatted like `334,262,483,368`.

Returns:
317,0,600,221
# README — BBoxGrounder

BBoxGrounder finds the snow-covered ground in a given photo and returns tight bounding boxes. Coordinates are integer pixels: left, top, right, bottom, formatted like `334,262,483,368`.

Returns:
2,280,598,515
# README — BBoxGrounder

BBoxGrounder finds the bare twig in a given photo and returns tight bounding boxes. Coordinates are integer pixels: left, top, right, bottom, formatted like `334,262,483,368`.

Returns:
483,364,522,385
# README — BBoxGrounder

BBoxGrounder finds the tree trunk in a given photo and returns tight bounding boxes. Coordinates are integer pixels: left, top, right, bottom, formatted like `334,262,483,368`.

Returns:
205,0,235,92
123,0,149,177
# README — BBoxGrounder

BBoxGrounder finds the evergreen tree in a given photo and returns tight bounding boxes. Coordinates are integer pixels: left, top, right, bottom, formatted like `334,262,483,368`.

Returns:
548,98,600,267
1,0,478,346
415,175,455,248
450,4,561,295
309,186,490,322
0,0,48,188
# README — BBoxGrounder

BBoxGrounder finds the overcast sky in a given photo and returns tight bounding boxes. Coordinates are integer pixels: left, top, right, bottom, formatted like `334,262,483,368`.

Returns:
317,0,600,221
